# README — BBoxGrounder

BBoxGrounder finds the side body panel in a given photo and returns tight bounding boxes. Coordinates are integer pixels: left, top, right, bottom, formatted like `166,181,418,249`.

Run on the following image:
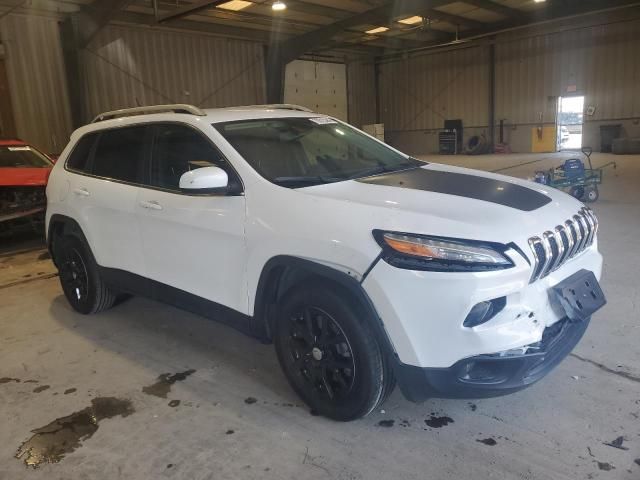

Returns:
136,190,248,313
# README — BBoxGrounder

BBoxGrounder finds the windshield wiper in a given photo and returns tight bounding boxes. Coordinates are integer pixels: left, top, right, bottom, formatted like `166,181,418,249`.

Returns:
272,176,343,188
348,160,423,180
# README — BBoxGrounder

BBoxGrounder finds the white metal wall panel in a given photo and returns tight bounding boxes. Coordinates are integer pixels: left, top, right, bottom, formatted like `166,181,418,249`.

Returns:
284,60,348,121
83,24,266,122
0,14,73,153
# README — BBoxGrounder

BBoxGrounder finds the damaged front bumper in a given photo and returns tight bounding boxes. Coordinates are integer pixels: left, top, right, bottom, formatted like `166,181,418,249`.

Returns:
393,315,589,402
0,186,46,229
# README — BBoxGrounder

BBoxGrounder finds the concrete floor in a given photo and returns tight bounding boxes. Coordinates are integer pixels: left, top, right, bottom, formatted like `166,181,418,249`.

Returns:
1,152,638,480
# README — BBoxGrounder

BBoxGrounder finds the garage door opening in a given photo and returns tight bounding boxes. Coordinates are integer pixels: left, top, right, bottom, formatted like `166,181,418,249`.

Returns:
557,96,584,151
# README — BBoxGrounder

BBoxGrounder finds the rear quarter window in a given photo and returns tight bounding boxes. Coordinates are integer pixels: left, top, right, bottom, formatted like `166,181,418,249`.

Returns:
66,133,98,172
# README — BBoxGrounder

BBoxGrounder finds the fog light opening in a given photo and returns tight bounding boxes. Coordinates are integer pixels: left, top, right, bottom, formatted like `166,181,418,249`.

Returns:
463,297,506,328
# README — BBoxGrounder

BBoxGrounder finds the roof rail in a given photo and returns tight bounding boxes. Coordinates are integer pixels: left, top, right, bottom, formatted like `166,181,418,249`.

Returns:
239,104,314,113
92,104,206,123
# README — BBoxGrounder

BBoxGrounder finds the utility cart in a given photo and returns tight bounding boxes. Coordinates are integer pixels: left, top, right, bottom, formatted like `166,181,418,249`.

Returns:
534,147,616,202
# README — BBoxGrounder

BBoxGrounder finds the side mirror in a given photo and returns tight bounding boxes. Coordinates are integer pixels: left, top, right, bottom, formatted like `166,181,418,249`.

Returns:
179,166,229,193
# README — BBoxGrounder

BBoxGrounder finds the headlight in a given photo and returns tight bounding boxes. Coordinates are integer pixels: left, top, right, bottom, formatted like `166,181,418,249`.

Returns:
373,230,514,272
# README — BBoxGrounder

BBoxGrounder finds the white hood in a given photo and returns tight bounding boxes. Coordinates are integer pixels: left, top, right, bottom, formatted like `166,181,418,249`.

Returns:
300,163,586,249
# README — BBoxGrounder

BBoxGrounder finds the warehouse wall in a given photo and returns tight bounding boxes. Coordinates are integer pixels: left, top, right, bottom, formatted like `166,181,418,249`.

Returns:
379,45,489,154
0,15,266,153
0,14,73,154
82,24,266,122
381,12,640,154
495,16,640,152
347,60,377,128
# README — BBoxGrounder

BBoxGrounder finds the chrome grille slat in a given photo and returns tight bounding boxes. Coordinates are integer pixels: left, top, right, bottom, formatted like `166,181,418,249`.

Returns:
550,227,565,272
573,214,585,254
574,214,589,253
539,231,555,278
583,210,596,246
564,219,576,259
527,208,598,283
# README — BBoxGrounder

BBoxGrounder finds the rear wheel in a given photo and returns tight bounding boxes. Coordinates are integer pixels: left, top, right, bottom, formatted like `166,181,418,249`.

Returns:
569,185,585,200
56,236,117,314
274,280,393,421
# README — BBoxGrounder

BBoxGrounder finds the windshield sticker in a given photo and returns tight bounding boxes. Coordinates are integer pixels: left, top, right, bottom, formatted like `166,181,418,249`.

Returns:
8,146,32,151
309,117,338,125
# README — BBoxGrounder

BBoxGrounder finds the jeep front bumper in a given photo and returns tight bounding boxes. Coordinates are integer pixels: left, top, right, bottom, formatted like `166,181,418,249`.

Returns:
361,242,603,400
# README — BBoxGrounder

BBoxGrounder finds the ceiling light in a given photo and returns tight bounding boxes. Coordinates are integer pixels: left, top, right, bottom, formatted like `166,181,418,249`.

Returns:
365,26,389,34
272,1,286,10
217,0,252,11
397,16,423,25
534,0,546,2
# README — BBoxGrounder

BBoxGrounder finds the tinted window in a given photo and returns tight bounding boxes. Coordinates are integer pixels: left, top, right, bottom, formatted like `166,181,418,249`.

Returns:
67,133,97,172
0,145,51,168
150,124,225,191
92,126,147,183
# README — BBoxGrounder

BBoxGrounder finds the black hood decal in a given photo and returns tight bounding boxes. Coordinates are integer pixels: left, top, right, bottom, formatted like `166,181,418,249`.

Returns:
357,168,551,212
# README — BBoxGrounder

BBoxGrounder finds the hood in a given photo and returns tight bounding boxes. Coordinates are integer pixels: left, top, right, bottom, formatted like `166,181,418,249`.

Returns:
300,163,585,246
0,167,51,187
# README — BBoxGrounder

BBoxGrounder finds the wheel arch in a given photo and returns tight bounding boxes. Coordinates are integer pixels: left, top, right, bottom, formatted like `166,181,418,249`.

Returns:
251,255,397,358
47,214,90,267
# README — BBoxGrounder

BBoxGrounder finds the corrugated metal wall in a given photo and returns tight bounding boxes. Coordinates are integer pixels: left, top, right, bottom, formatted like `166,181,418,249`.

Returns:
378,45,489,133
82,24,266,122
0,14,73,153
347,60,376,128
495,17,640,125
379,15,640,152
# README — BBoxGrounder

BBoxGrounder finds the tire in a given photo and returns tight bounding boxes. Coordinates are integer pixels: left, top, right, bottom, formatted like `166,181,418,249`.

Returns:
584,187,599,203
56,235,117,314
569,186,585,200
274,280,393,421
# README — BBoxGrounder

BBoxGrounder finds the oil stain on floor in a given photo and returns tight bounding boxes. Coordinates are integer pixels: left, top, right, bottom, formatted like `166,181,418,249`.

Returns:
142,370,196,398
424,415,454,428
15,397,134,468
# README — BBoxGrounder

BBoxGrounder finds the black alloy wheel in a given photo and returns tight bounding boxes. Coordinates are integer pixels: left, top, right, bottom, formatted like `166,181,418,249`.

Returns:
286,305,356,402
274,280,394,421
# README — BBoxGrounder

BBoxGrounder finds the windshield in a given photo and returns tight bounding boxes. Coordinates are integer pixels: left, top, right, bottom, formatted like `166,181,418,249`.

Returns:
0,146,51,168
214,117,423,188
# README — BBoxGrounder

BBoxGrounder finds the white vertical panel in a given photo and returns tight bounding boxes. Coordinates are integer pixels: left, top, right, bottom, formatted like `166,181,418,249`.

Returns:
284,60,348,121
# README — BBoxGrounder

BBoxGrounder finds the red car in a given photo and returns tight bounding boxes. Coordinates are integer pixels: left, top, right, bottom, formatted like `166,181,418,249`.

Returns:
0,139,54,234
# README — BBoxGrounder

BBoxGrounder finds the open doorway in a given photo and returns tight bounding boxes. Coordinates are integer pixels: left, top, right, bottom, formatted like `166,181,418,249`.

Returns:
557,95,584,151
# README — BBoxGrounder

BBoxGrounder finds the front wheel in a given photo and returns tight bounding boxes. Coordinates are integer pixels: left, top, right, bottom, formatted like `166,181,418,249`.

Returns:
274,280,394,421
584,186,599,203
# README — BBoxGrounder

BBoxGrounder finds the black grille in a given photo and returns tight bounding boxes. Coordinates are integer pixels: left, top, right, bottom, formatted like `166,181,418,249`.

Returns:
527,208,598,283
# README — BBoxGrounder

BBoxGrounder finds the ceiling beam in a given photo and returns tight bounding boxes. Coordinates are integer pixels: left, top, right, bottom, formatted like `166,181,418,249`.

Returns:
460,0,640,39
461,0,524,19
156,0,231,23
77,0,133,47
117,10,276,43
415,8,484,28
277,0,457,63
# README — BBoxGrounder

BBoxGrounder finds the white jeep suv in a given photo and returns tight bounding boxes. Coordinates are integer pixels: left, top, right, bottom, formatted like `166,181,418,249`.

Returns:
46,104,605,421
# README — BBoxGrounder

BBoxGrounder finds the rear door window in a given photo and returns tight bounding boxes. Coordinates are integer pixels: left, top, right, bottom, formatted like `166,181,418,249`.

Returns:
92,126,148,184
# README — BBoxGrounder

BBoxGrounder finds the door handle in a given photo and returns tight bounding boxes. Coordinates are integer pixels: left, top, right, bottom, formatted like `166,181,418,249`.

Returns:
73,188,90,197
139,200,163,211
